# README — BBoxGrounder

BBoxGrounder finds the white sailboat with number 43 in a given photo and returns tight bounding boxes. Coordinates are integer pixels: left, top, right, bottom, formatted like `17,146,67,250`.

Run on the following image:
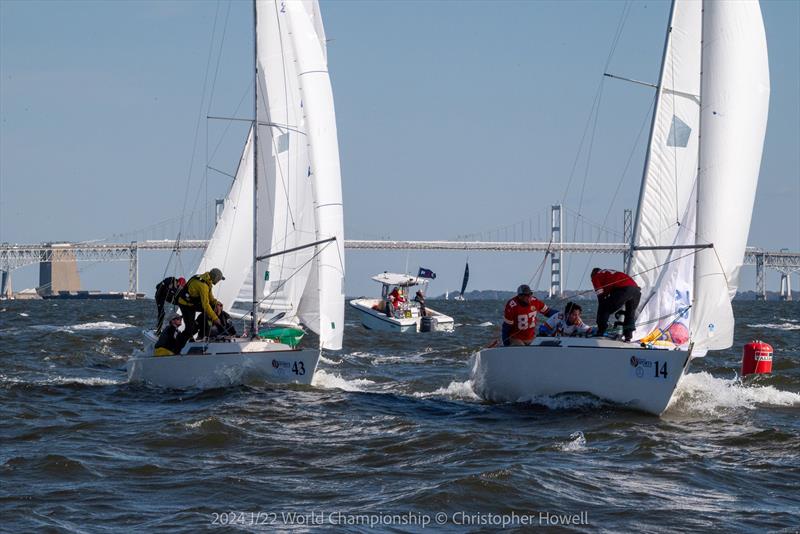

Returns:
128,0,345,389
471,0,770,415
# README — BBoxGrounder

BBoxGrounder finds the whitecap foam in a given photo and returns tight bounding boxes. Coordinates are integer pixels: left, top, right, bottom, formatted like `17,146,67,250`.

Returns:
318,355,342,365
412,380,480,400
69,321,136,331
0,374,122,387
668,371,800,414
19,312,29,317
746,322,800,331
478,321,494,327
557,431,587,452
311,370,375,392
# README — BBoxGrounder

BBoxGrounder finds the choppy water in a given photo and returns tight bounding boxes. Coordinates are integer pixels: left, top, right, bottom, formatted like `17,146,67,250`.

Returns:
1,299,798,532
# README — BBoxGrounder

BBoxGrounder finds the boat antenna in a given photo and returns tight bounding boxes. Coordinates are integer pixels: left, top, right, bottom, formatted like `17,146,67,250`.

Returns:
250,0,259,338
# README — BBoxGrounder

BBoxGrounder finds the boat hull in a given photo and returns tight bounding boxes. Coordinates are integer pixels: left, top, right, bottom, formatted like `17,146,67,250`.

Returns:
128,332,319,389
471,338,690,415
349,299,454,333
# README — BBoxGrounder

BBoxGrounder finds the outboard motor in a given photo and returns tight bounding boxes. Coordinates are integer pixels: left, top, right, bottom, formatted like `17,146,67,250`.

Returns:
420,316,435,333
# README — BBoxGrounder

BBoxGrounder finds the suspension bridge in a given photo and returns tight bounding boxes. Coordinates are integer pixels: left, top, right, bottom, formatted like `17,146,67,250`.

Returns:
1,206,797,300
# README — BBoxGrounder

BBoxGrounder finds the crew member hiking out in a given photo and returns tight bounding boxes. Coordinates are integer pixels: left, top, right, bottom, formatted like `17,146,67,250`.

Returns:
502,284,551,346
176,268,225,340
591,268,641,341
154,313,191,356
154,276,186,334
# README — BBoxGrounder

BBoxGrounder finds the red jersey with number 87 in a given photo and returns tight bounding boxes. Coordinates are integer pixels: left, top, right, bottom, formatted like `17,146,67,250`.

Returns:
504,296,547,343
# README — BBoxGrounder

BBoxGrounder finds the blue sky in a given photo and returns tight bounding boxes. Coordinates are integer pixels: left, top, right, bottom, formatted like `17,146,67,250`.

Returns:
1,0,798,297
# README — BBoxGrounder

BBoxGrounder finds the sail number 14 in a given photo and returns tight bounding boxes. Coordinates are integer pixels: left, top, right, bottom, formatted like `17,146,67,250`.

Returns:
630,356,667,380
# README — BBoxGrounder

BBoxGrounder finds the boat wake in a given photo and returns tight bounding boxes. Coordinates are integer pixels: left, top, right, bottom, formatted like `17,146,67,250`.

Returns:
311,369,375,392
668,371,800,415
412,380,480,400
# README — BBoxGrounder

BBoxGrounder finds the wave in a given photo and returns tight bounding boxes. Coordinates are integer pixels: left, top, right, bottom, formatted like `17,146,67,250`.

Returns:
745,322,800,331
518,393,605,410
318,355,342,365
311,370,375,392
0,374,123,387
413,380,480,400
668,371,800,415
478,321,493,327
557,431,587,452
29,321,136,334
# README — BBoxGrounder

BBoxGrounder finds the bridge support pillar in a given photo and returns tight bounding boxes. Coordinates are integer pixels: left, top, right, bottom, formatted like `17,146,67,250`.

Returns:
755,254,767,300
779,272,792,301
549,204,563,298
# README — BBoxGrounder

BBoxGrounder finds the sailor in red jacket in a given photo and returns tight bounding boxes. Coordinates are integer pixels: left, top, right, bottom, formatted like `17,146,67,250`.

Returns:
590,268,641,341
502,284,551,346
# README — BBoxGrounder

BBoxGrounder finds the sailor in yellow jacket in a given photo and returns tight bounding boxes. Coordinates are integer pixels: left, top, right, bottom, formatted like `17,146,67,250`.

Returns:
177,268,225,340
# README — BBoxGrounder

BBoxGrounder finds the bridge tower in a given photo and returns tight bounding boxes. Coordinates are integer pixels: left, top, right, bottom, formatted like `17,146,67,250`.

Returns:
779,272,792,301
755,253,767,301
623,208,632,270
549,204,563,298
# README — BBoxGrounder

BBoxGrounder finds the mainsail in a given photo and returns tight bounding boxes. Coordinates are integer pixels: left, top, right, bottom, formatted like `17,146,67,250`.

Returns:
197,0,344,350
690,0,770,351
630,0,768,352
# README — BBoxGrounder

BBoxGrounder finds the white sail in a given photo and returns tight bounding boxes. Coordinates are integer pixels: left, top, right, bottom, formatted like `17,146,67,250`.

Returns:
286,0,345,350
630,0,702,344
197,128,254,312
691,0,770,351
253,0,319,328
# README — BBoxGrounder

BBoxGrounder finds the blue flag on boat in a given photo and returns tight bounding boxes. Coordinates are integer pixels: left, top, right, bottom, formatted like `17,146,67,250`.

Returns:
418,267,437,279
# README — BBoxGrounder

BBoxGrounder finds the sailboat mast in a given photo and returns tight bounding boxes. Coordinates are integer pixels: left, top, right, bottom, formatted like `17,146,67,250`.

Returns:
626,0,678,272
691,0,705,321
251,0,259,337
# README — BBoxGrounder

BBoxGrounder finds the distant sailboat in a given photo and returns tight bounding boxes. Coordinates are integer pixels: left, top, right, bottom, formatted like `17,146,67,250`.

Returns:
454,262,469,301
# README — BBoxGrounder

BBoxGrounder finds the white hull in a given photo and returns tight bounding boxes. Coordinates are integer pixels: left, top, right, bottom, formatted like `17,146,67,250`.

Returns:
471,337,691,415
128,331,319,389
349,298,454,333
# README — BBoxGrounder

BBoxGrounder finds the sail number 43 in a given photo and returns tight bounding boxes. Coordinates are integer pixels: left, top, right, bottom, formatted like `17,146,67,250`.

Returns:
292,361,305,375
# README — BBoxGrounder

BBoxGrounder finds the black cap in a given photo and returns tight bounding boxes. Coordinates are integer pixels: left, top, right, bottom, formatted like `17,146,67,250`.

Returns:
517,284,533,296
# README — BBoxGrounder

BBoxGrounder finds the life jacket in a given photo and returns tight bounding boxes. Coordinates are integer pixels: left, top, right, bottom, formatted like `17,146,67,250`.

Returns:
176,275,204,308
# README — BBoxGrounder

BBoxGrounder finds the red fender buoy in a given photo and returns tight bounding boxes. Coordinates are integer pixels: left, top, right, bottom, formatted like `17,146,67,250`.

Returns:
741,340,773,376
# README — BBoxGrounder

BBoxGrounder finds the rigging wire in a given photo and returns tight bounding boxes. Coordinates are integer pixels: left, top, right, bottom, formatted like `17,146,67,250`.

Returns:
177,1,223,247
